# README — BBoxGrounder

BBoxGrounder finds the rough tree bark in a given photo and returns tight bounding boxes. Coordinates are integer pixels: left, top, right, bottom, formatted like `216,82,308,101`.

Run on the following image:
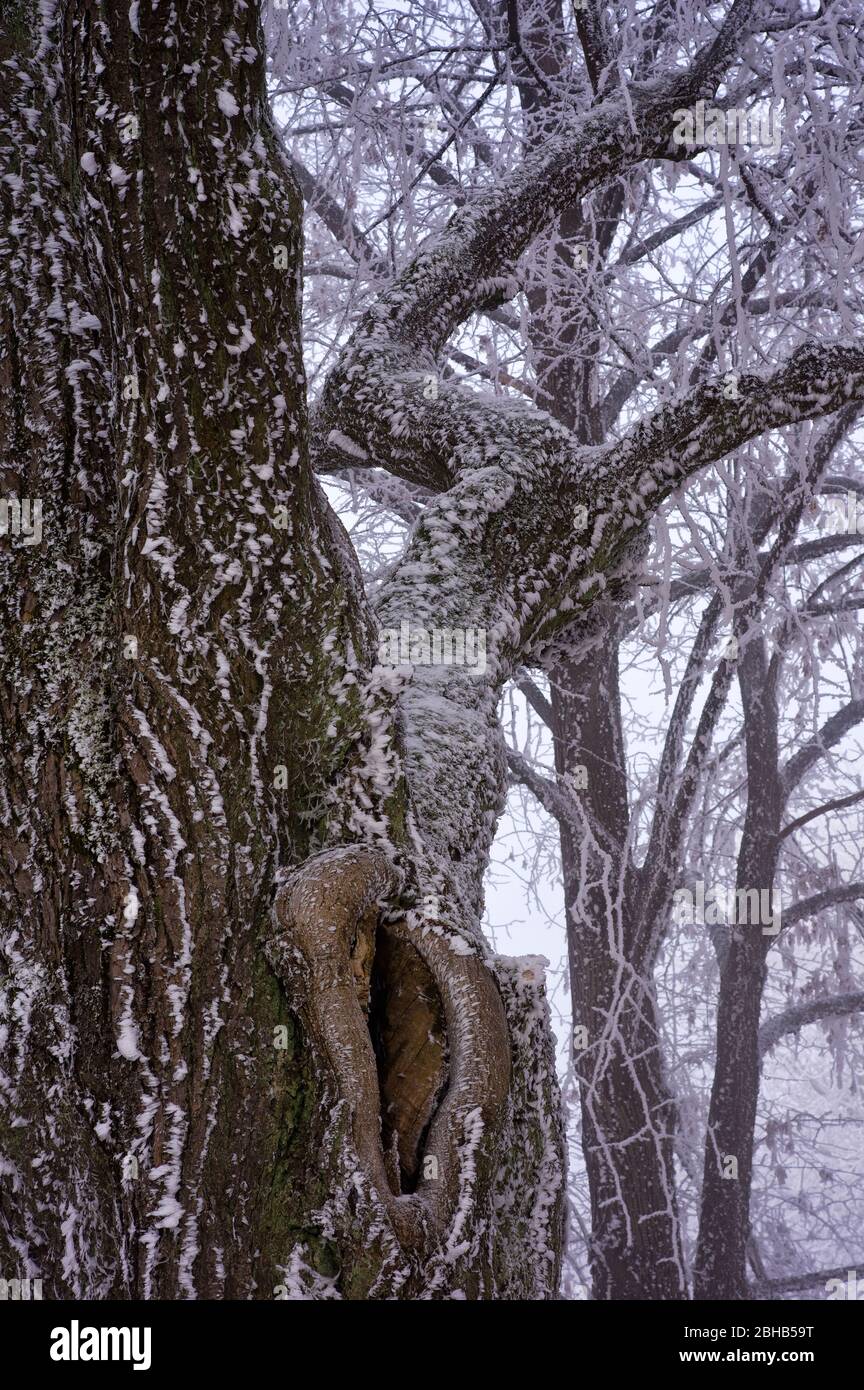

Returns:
3,0,864,1302
0,0,563,1301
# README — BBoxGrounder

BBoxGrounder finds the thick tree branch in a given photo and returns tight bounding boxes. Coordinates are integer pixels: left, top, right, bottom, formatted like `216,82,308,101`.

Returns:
316,0,763,488
506,749,572,824
780,883,864,931
759,989,864,1059
751,1264,864,1296
782,696,864,795
778,789,864,844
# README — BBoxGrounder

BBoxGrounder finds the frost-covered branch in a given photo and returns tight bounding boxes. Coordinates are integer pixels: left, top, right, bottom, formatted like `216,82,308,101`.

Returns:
778,789,864,844
759,989,864,1059
287,152,387,275
751,1263,864,1296
782,696,864,795
780,884,864,932
506,749,571,824
316,0,763,487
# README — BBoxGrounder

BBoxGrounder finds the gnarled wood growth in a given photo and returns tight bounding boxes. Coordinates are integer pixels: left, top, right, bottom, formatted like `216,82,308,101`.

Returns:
268,846,563,1296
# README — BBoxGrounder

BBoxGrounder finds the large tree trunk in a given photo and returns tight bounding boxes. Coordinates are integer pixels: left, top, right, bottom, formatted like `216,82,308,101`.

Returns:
5,0,861,1304
0,0,564,1300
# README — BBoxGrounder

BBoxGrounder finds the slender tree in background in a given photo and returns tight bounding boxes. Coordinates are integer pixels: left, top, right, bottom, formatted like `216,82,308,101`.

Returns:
2,0,864,1301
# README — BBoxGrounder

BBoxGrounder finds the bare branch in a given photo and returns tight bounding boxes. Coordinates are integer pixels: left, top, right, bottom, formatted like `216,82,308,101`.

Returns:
515,673,554,728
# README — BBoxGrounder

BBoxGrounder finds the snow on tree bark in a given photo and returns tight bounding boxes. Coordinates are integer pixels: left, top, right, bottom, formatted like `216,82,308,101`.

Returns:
4,0,864,1304
0,0,564,1300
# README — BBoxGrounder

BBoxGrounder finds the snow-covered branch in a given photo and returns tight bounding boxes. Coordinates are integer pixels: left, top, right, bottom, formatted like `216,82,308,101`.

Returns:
759,988,864,1059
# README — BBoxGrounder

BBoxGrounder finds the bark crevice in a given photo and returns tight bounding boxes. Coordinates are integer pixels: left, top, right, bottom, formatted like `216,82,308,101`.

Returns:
267,845,511,1259
368,926,449,1194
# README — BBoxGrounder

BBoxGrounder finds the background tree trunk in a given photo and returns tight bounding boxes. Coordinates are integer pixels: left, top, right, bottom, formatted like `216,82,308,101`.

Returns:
505,0,687,1292
553,641,686,1299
